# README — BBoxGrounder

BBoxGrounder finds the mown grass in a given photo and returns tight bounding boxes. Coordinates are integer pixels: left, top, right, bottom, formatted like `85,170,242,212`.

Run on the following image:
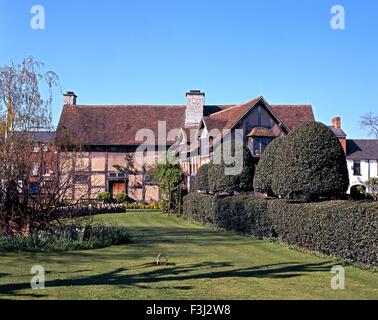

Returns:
0,212,377,300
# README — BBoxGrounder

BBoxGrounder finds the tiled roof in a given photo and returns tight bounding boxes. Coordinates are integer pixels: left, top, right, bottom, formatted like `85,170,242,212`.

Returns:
207,97,263,131
328,126,347,138
57,98,315,146
346,139,378,160
271,105,315,130
247,127,279,138
58,105,186,145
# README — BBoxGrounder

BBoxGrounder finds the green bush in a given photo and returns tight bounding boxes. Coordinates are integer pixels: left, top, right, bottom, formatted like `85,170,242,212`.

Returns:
183,193,219,224
0,225,129,252
195,164,210,192
272,122,349,200
97,192,112,204
253,136,286,195
183,193,378,267
115,192,132,203
208,141,255,194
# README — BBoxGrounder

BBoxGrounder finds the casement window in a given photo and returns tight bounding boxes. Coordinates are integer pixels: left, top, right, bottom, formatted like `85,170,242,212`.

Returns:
75,173,90,184
109,172,126,179
253,137,272,156
353,160,361,176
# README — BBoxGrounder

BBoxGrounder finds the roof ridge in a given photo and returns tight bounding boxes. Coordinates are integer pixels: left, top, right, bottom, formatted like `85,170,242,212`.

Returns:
271,104,313,107
68,104,187,108
209,96,262,118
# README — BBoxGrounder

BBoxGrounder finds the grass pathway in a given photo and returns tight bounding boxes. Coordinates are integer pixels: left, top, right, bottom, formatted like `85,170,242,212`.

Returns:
0,212,377,300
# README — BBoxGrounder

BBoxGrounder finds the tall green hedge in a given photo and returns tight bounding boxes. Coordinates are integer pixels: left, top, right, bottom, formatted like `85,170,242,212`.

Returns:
253,136,286,195
195,163,210,192
182,193,218,224
183,193,378,268
272,122,349,199
208,141,255,194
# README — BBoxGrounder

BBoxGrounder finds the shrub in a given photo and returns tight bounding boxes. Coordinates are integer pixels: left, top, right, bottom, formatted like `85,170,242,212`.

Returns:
97,192,112,204
350,185,369,200
208,141,255,194
0,225,129,252
253,136,286,195
366,178,378,200
183,194,378,267
272,122,349,200
183,193,219,224
196,164,209,192
115,192,132,203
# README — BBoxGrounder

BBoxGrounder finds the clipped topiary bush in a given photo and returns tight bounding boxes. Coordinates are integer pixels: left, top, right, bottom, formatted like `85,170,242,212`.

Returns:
253,136,286,195
195,163,210,192
272,122,349,200
208,140,255,194
238,145,256,192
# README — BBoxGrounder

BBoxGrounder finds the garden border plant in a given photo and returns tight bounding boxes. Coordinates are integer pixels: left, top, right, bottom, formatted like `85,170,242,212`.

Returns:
0,224,130,252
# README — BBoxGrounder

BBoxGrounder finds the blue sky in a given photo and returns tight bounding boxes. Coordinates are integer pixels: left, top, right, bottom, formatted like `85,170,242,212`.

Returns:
1,0,377,138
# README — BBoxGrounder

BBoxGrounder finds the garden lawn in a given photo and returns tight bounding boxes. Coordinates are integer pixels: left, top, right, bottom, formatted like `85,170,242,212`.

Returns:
0,212,377,300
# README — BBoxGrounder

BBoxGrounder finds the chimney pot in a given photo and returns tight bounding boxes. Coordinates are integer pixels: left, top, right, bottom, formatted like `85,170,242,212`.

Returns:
332,117,341,129
64,91,77,106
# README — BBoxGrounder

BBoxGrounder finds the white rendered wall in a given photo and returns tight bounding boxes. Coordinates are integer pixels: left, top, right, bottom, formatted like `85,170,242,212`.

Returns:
347,159,378,193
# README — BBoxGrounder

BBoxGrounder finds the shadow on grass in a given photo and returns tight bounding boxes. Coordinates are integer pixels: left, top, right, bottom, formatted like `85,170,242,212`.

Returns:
0,261,332,297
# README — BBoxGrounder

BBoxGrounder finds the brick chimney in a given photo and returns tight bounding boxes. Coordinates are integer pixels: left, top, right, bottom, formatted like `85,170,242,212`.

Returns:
63,91,77,106
332,116,347,154
185,90,205,126
332,117,341,129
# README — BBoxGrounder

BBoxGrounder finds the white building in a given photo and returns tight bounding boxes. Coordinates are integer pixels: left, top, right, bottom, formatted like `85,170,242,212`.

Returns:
329,117,378,194
346,139,378,194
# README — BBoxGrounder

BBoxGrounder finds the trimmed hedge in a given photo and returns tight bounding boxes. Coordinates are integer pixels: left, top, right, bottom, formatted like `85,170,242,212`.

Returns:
183,193,218,224
253,136,286,195
272,122,349,199
183,193,378,267
208,142,255,194
195,164,209,192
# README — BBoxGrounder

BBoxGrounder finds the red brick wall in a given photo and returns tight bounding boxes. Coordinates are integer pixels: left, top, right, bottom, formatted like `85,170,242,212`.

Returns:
339,138,347,155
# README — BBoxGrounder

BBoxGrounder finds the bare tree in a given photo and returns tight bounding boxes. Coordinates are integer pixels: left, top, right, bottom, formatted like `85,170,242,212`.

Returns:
360,112,378,138
0,57,89,235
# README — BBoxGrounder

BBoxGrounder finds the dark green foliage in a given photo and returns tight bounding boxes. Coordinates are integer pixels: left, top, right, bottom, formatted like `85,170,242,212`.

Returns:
272,122,349,199
97,192,112,204
238,145,256,192
183,193,218,224
153,160,183,214
0,225,129,252
195,164,209,192
253,136,286,195
115,192,134,203
208,160,237,194
208,141,255,194
183,194,378,267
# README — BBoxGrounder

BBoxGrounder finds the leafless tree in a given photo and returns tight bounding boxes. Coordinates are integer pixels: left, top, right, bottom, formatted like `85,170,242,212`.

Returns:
360,112,378,138
0,57,88,235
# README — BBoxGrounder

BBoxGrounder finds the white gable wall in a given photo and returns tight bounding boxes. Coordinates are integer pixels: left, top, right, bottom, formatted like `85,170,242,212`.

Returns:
347,159,378,193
